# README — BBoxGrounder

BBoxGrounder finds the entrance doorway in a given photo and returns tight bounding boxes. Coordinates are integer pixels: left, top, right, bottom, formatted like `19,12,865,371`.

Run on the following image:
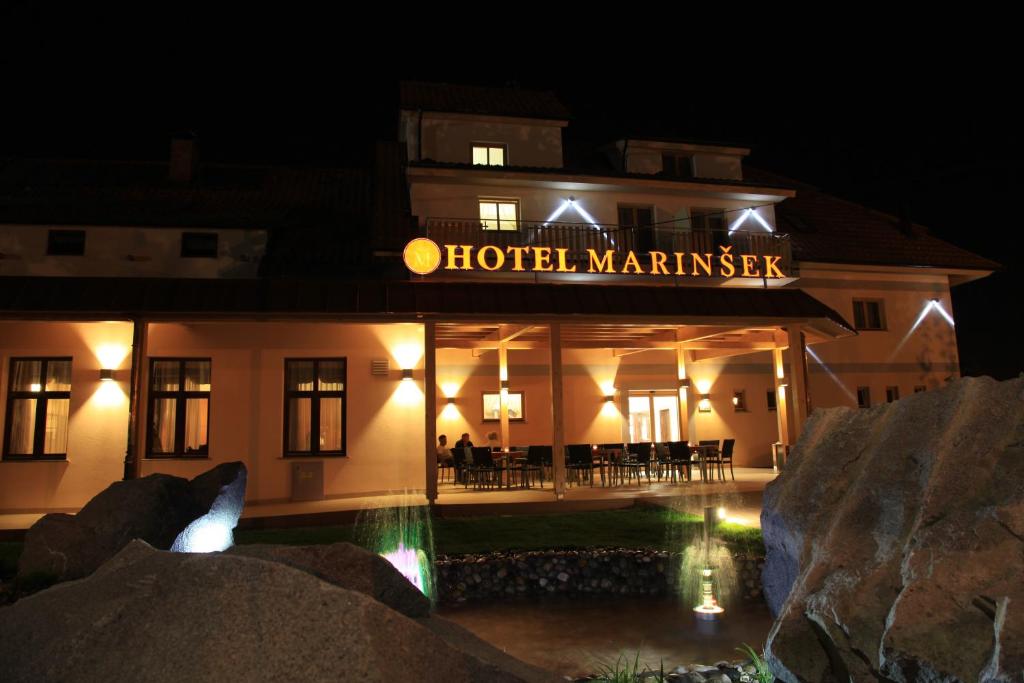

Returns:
627,391,679,443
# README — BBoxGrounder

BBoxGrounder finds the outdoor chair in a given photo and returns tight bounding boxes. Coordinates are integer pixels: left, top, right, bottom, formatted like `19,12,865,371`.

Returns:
565,444,595,486
719,438,736,481
666,441,693,483
470,446,499,489
698,439,722,481
622,442,653,487
451,447,469,486
437,452,454,484
518,446,545,489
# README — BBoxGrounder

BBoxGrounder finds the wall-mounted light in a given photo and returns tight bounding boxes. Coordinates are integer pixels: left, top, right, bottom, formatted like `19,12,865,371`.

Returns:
446,397,456,405
698,394,712,413
401,368,414,382
678,378,691,388
500,379,509,390
603,395,615,403
99,369,115,382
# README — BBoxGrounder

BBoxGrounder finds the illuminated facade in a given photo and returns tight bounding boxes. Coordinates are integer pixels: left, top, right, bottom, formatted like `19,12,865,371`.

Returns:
0,83,997,513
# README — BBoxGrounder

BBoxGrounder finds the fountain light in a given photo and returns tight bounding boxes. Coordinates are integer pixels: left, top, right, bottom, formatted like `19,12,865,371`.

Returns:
693,506,725,620
382,542,429,594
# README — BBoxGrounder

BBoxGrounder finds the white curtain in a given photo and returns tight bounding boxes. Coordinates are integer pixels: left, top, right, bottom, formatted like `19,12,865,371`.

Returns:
43,398,69,454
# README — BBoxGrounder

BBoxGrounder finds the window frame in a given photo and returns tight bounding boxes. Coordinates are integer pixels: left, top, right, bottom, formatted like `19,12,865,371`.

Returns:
471,142,508,167
733,389,748,412
478,198,520,232
913,385,927,394
661,153,694,178
481,390,526,422
3,356,73,461
857,386,871,409
283,358,347,458
146,358,212,459
886,386,900,403
852,299,887,331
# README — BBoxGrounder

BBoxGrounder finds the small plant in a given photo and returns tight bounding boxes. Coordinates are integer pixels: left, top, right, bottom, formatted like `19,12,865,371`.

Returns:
592,651,665,682
736,643,774,683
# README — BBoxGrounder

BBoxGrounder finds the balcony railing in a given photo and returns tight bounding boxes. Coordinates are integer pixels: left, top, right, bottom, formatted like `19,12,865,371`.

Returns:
423,218,792,276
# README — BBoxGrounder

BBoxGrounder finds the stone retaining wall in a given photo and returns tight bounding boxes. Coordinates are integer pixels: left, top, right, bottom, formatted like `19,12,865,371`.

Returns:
436,548,764,605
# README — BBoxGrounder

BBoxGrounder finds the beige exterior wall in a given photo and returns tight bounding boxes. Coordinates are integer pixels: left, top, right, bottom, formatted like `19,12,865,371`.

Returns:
141,322,427,503
401,112,565,168
410,180,778,232
0,225,266,278
0,321,134,512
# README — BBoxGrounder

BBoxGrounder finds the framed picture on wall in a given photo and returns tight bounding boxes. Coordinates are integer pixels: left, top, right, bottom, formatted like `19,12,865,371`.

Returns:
482,391,525,421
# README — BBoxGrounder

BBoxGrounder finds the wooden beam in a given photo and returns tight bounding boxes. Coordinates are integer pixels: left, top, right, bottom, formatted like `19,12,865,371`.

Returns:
549,323,566,500
498,342,510,451
787,325,808,441
772,347,790,446
444,340,540,351
689,346,775,362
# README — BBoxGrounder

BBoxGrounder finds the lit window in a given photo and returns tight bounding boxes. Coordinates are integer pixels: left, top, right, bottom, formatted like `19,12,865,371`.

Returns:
852,299,886,331
479,199,519,231
913,385,927,393
886,386,900,403
181,232,218,258
661,153,694,178
733,390,747,412
47,230,86,256
472,144,507,167
482,391,525,421
148,359,211,457
4,358,72,460
857,386,871,409
284,359,346,456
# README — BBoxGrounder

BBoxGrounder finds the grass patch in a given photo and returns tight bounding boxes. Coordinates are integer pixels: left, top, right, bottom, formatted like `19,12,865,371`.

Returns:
235,505,764,556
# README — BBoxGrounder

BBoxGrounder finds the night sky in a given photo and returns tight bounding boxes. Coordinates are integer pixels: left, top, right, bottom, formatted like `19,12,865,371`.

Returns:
3,8,1020,378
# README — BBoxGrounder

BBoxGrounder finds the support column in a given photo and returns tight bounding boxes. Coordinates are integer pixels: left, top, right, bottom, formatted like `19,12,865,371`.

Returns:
123,318,148,480
772,347,791,447
675,344,690,443
786,325,808,441
424,322,438,503
498,341,510,451
549,323,566,499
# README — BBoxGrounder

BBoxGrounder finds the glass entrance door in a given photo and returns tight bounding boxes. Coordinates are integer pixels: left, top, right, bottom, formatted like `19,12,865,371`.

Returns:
627,391,680,443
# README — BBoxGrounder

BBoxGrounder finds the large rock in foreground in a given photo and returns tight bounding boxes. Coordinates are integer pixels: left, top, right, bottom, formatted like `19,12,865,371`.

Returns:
762,376,1024,682
18,462,246,581
0,541,557,682
229,542,431,617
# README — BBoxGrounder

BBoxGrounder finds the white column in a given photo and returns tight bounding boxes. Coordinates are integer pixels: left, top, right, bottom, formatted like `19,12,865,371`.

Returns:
424,322,438,503
772,347,791,447
676,344,690,443
549,323,566,499
498,342,510,451
786,325,808,441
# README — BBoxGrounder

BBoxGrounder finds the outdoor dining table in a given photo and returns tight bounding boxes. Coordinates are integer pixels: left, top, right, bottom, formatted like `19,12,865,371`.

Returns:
591,447,626,487
491,450,527,488
690,444,718,482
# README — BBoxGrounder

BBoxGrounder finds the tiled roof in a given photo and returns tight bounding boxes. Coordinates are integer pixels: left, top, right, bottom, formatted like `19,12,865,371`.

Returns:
745,168,1000,272
399,81,571,120
0,277,853,331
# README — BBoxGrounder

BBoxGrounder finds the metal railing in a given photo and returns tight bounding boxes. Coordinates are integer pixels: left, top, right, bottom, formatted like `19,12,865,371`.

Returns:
423,218,792,274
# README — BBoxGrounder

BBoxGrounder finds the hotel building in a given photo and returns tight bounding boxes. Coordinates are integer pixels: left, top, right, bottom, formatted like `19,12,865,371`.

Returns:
0,83,998,514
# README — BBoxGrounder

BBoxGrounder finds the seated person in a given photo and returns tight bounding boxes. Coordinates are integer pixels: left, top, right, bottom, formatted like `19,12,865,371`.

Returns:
486,431,501,451
436,435,452,463
454,433,474,450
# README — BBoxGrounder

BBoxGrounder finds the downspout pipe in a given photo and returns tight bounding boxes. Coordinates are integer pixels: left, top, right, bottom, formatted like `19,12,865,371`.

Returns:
122,318,147,480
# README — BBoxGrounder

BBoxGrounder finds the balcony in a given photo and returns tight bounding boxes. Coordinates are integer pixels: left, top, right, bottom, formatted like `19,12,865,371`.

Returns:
422,218,792,278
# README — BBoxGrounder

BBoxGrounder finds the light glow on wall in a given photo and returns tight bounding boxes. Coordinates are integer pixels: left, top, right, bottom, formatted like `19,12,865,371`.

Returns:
806,346,857,404
542,197,617,247
694,379,712,395
94,343,129,370
889,299,956,361
728,207,774,234
93,380,127,407
393,379,423,406
391,342,423,371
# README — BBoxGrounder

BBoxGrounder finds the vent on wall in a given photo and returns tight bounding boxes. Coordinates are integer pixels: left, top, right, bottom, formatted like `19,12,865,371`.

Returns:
370,359,390,376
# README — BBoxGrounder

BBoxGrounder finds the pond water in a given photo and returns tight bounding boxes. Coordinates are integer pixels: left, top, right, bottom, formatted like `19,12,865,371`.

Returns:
437,595,774,678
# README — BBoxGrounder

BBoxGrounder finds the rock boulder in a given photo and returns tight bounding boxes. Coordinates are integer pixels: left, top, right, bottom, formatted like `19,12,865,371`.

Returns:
762,376,1024,682
0,540,558,682
18,462,246,581
228,542,431,617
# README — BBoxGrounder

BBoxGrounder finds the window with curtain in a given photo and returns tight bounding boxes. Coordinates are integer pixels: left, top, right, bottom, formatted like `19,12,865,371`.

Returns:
472,144,507,166
284,358,346,456
4,358,72,460
147,358,211,457
478,199,519,231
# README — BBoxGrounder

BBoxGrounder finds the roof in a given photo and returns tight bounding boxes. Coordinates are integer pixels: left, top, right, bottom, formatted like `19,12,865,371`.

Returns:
0,278,854,333
745,168,1000,272
399,81,571,121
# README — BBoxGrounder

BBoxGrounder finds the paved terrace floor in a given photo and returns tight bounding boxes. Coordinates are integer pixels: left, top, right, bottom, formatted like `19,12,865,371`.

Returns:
0,468,777,535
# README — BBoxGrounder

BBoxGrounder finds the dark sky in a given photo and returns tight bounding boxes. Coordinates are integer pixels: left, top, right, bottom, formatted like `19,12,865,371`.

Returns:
2,7,1021,378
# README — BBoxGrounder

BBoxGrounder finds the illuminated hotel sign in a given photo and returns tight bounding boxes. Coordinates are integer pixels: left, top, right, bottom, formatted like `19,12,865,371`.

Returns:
402,237,786,279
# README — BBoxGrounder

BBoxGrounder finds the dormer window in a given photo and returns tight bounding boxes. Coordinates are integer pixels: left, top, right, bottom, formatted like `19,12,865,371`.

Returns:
472,144,507,167
662,153,694,178
479,199,519,231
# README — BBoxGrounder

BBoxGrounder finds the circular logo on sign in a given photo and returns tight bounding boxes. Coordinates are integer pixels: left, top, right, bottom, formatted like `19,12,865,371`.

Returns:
403,237,442,275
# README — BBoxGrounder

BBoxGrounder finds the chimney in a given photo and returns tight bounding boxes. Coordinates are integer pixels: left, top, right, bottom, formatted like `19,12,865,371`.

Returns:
169,133,199,182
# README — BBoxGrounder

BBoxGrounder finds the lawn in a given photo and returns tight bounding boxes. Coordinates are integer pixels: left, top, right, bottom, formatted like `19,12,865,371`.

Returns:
235,505,764,556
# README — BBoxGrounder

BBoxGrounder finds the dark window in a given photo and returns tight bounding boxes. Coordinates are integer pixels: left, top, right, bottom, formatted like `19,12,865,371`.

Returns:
766,389,777,411
284,359,346,456
733,390,747,412
853,299,886,330
618,205,655,252
4,358,72,460
46,230,86,256
886,386,900,403
913,385,927,393
857,386,871,409
148,359,211,457
690,208,729,250
661,153,694,178
181,232,219,258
